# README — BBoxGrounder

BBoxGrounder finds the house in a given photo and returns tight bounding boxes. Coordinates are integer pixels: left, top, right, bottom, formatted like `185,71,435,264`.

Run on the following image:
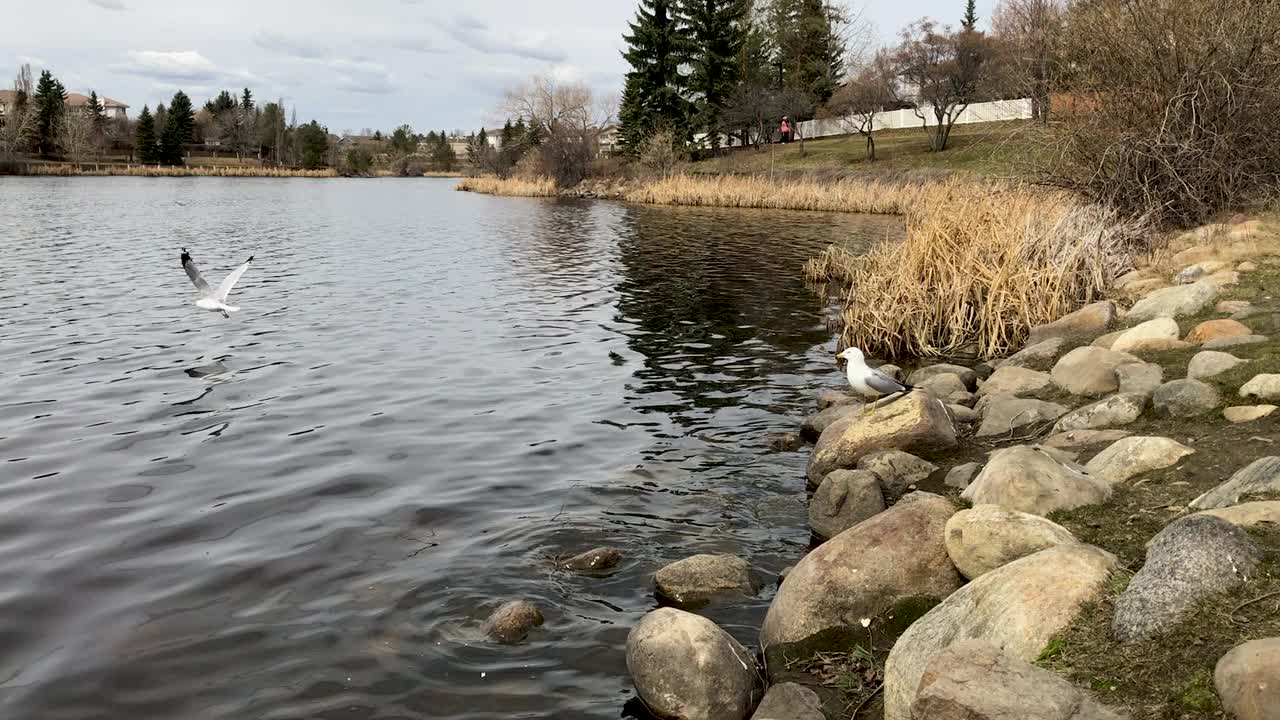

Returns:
0,89,129,126
596,123,620,157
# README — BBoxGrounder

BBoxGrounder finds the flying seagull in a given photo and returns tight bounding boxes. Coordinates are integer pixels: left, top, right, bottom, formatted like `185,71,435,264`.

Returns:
837,347,913,412
181,249,254,318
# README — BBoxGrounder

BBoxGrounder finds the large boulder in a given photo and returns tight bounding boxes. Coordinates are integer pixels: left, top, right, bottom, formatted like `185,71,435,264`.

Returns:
978,366,1055,398
760,496,961,652
1112,515,1261,642
1195,501,1280,529
806,391,957,487
750,683,824,720
809,469,885,540
998,337,1067,372
1053,393,1147,433
1190,456,1280,509
1187,351,1247,380
975,396,1069,439
1152,379,1221,418
914,372,969,400
1127,280,1219,321
655,554,760,607
1240,374,1280,401
1051,347,1142,397
1027,301,1118,345
944,504,1078,579
962,445,1112,515
1185,318,1253,345
1224,405,1278,423
1043,429,1133,449
1083,436,1195,485
627,608,760,720
1115,362,1164,397
882,544,1118,720
1215,638,1280,720
911,641,1129,720
1204,334,1268,350
483,600,545,643
817,389,859,411
909,363,978,390
1111,318,1182,354
800,403,861,442
857,450,938,500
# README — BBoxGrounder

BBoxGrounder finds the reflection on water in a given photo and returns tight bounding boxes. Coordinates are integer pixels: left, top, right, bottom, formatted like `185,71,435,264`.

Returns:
0,177,900,719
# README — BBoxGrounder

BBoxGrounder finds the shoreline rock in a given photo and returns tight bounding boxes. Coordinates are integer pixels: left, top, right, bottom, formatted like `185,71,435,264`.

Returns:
654,554,761,607
806,391,957,487
944,504,1078,579
809,469,885,540
962,445,1111,515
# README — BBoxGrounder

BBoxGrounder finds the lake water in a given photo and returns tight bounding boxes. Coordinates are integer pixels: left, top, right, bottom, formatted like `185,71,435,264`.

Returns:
0,177,900,720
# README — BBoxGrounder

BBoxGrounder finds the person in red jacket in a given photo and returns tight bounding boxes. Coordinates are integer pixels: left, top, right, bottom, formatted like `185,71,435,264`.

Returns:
779,116,791,143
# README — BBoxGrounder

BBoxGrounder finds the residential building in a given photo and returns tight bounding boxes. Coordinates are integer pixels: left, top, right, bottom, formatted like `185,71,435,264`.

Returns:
0,89,129,126
596,123,620,157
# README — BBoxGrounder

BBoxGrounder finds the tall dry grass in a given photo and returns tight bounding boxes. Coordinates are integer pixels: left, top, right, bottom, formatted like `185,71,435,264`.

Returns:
807,184,1149,359
624,174,934,214
18,163,336,178
456,175,558,197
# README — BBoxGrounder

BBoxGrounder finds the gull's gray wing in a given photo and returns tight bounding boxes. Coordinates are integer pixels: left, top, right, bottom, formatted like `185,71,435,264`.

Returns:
865,367,911,395
181,250,211,296
215,255,254,302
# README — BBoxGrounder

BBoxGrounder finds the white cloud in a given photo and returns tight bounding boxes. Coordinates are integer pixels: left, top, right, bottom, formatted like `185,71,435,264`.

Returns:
88,0,128,9
120,50,220,82
442,15,567,63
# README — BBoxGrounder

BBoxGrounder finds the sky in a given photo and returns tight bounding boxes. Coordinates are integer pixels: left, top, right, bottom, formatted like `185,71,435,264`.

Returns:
7,0,994,134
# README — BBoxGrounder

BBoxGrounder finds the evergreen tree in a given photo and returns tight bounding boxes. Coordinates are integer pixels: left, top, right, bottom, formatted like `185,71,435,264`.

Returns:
159,90,194,165
241,87,253,112
769,0,846,107
135,105,157,164
500,119,515,148
87,91,106,131
207,90,236,117
32,70,67,158
297,120,330,168
962,0,979,30
619,0,693,154
683,0,750,150
154,103,168,138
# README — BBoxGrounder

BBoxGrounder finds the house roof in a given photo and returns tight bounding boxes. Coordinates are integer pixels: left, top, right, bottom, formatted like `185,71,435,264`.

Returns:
0,89,127,108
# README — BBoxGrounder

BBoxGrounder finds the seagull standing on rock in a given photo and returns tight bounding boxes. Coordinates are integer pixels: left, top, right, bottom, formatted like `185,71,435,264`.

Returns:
837,347,913,413
181,249,254,319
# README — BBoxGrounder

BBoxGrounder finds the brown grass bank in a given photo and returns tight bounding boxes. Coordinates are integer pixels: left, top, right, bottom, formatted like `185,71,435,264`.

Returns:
622,174,931,215
455,175,558,197
10,162,337,178
805,184,1150,360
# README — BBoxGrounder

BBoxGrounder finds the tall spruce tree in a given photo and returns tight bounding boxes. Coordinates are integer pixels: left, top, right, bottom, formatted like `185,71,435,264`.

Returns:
961,0,979,30
87,91,106,131
32,70,67,158
683,0,750,150
241,87,254,112
769,0,846,108
619,0,693,154
135,105,157,164
159,90,194,165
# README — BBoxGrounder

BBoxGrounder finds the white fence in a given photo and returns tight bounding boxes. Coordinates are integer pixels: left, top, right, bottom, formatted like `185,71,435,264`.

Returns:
796,98,1033,140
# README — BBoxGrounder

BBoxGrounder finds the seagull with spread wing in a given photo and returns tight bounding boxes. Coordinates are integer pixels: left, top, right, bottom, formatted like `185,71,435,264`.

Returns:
181,249,254,318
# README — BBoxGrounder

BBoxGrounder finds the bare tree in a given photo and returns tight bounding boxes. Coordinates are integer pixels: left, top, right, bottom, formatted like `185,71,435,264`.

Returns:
991,0,1064,123
501,73,609,186
893,19,992,152
825,50,898,160
60,109,92,165
1038,0,1280,225
1,64,35,157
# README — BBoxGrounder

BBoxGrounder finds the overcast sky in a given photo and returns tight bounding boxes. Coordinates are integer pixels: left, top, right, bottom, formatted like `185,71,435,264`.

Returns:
9,0,993,133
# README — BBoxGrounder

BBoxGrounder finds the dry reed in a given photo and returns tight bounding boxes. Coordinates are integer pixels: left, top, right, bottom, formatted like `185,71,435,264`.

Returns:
455,175,558,197
18,163,336,178
809,183,1149,360
623,173,936,215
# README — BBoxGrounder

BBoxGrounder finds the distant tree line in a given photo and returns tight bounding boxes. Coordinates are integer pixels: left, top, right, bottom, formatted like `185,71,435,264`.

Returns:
337,126,459,177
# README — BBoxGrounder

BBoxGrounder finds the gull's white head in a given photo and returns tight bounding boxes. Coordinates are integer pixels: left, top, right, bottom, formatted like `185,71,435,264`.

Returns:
837,347,865,365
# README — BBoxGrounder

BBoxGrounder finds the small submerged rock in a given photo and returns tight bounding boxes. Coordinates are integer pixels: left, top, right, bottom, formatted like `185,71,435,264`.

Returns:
483,600,545,643
766,431,804,452
626,607,760,720
558,546,624,575
1113,515,1260,643
654,554,760,607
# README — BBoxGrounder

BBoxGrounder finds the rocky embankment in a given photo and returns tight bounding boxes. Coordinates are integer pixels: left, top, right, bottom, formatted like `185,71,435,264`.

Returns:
621,216,1280,719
